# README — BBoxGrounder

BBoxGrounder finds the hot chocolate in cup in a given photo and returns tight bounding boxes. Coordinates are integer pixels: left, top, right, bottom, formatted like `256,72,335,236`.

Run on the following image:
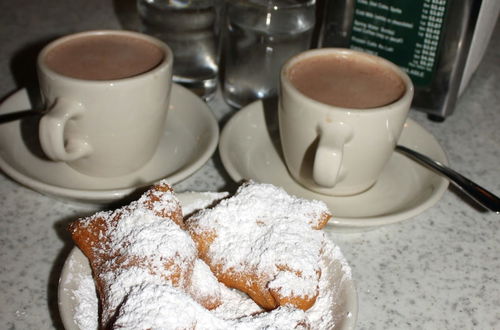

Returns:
279,48,414,196
37,30,173,177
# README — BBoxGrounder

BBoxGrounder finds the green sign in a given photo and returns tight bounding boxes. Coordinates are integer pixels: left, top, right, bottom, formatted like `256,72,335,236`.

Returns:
349,0,448,87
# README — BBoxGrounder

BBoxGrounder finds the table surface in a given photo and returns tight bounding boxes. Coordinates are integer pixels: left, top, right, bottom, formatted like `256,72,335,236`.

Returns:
0,1,499,329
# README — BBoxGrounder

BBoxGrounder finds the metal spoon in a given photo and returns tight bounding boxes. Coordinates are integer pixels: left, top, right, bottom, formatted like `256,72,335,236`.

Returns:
0,89,46,124
395,145,500,213
0,109,45,124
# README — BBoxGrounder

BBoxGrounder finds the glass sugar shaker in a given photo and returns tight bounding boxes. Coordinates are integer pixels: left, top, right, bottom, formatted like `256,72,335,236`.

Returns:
137,0,223,100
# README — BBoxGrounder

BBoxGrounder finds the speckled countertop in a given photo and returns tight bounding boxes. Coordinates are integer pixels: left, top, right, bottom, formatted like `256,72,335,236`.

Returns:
0,1,499,329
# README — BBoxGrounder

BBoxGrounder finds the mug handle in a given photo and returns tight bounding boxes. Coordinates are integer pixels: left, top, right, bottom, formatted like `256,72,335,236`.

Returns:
313,122,353,187
39,98,93,161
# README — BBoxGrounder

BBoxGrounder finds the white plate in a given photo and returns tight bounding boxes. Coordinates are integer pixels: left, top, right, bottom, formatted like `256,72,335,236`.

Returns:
219,100,449,231
0,84,219,204
58,192,358,330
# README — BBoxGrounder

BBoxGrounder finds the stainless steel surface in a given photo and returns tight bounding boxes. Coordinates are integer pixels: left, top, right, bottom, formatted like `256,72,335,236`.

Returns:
396,145,500,213
411,0,480,120
318,0,494,120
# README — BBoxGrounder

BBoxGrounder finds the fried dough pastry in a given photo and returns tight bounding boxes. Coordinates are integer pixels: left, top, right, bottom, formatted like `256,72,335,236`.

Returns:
185,181,332,311
112,278,310,330
69,181,221,328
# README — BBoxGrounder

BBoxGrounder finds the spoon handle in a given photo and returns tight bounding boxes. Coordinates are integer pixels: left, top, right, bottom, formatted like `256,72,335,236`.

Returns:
0,109,40,124
396,145,500,213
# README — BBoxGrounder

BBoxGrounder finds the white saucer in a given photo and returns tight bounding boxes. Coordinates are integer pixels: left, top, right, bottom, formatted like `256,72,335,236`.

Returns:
58,192,358,330
0,84,219,204
219,100,449,231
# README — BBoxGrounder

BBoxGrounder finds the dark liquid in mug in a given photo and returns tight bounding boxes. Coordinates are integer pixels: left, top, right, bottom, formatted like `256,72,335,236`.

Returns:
44,34,164,80
287,53,405,109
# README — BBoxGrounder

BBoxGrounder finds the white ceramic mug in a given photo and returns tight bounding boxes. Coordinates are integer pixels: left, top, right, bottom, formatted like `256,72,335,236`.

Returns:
279,48,414,196
37,30,173,177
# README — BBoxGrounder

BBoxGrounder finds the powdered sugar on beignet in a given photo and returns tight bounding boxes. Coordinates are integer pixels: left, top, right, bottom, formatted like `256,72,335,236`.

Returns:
112,279,310,330
69,181,217,328
185,181,332,311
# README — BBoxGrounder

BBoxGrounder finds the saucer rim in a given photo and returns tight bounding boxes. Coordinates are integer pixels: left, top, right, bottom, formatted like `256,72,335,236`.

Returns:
57,192,358,330
0,84,219,204
219,100,449,229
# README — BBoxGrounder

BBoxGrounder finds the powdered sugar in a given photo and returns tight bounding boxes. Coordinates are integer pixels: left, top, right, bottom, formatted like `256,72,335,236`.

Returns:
182,192,230,218
212,285,263,319
71,239,353,330
113,282,226,329
112,282,311,330
136,185,181,217
73,274,99,330
70,182,198,327
186,259,223,308
68,183,353,329
305,239,352,329
187,182,331,299
104,208,196,274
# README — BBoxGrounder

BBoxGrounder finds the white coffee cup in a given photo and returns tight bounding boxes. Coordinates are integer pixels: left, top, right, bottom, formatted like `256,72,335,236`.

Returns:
279,48,414,196
37,30,173,177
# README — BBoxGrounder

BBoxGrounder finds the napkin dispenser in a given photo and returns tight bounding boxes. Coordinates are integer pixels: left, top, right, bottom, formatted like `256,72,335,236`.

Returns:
317,0,499,121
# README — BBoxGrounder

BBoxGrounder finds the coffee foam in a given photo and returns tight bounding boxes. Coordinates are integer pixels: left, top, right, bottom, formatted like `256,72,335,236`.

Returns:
287,53,406,109
44,34,165,81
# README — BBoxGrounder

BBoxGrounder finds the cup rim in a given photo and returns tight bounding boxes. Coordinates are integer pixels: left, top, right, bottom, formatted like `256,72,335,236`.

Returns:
37,29,173,85
280,47,414,112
